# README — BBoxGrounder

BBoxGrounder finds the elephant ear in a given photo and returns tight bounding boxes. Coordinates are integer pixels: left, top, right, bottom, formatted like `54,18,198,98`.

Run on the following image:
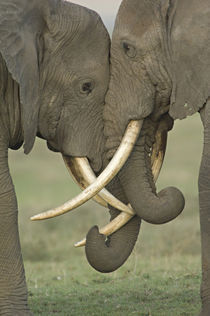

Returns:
0,0,45,153
167,1,210,120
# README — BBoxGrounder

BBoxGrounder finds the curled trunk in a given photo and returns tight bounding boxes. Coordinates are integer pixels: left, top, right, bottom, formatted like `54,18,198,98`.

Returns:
85,177,141,273
118,118,185,225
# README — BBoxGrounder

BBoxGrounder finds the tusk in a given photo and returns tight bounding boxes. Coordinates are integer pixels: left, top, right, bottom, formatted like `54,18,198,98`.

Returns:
151,130,167,181
75,126,167,247
30,120,142,221
63,155,108,208
63,156,134,215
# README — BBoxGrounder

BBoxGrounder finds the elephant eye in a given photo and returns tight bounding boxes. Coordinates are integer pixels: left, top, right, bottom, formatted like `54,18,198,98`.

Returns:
80,81,94,96
122,42,136,58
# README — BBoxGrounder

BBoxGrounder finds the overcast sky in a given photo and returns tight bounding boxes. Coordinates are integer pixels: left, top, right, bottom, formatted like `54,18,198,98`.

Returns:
70,0,122,33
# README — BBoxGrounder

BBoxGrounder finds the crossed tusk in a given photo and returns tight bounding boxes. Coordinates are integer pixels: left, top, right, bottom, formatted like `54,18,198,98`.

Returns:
75,128,167,247
63,155,108,208
31,120,142,221
30,119,167,248
63,156,134,215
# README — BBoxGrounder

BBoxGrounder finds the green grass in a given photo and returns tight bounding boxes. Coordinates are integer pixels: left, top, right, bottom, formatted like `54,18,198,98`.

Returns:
25,255,200,315
9,114,203,315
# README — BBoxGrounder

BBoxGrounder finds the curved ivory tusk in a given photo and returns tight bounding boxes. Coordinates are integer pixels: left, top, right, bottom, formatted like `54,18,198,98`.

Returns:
63,155,108,208
30,120,142,221
75,127,167,247
63,156,134,215
151,130,167,180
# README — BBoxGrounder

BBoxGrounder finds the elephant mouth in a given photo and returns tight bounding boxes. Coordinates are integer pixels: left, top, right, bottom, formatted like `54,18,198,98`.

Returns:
30,118,176,247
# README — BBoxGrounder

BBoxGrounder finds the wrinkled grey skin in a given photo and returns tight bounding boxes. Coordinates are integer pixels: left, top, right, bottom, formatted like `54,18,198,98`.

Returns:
0,0,110,314
85,0,210,315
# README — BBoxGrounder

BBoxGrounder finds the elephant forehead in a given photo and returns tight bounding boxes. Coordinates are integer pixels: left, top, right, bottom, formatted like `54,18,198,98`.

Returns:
49,2,110,60
63,35,110,75
63,44,109,77
115,0,160,38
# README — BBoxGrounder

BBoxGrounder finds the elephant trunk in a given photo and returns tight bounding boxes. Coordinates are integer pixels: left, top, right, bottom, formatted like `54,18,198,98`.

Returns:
118,118,185,224
85,177,141,273
0,140,29,313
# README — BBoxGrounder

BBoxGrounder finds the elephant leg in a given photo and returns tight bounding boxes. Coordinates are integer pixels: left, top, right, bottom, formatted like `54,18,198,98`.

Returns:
199,100,210,316
0,141,31,315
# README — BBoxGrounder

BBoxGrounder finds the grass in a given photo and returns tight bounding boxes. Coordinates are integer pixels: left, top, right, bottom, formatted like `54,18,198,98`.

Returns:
9,113,203,315
26,255,200,315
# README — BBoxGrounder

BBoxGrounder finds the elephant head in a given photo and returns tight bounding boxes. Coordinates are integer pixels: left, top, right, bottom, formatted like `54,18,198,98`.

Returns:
0,0,111,312
0,0,110,168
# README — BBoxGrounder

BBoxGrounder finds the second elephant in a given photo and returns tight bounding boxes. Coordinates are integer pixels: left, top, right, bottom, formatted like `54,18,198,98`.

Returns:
85,0,210,315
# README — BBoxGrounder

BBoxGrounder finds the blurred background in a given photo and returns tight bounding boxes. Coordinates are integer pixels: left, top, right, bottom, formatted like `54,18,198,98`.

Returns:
8,2,203,313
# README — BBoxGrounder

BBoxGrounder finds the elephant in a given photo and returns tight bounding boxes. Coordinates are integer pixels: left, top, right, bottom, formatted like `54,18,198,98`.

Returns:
0,0,112,313
71,0,208,315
